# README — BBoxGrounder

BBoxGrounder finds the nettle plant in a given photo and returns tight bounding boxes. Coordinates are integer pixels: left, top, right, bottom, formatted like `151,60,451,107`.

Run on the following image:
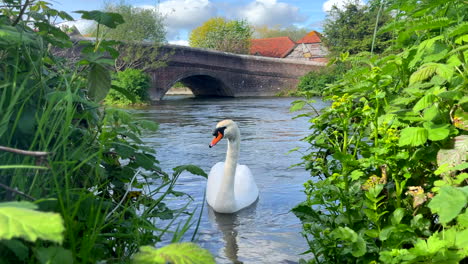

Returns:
292,0,468,263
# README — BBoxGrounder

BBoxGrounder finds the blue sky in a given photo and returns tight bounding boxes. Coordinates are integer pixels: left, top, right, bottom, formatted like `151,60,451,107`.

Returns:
53,0,354,45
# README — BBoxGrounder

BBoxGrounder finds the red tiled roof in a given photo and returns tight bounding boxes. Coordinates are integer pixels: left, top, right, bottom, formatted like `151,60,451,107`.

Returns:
250,36,296,58
296,31,322,44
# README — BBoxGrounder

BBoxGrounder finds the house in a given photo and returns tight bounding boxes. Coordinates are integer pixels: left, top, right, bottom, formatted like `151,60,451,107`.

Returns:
250,31,328,63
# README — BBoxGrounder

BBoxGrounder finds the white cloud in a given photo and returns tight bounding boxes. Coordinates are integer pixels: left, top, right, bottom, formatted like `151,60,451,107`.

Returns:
150,0,217,40
169,39,189,46
322,0,365,12
236,0,305,27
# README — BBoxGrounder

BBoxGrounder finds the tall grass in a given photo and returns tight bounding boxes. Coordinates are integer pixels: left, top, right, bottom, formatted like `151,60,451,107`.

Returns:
0,1,207,262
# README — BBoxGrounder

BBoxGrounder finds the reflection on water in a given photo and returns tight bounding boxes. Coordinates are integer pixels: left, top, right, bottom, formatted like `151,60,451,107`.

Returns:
132,96,327,263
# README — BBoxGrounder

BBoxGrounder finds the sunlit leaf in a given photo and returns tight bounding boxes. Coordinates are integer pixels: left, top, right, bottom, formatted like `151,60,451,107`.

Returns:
290,100,306,112
0,202,64,244
331,227,366,257
132,243,215,264
398,127,428,147
413,94,436,112
428,186,467,224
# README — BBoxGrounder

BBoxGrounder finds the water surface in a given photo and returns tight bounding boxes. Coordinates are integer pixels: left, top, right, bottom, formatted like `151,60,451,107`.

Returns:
132,96,327,263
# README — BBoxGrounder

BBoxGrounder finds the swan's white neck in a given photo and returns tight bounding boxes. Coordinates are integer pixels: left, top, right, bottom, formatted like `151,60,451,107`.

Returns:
215,135,240,211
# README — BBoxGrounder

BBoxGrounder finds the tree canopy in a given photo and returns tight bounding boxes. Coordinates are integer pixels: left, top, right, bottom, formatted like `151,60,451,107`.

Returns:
91,3,166,43
253,25,310,42
189,17,253,54
322,0,392,55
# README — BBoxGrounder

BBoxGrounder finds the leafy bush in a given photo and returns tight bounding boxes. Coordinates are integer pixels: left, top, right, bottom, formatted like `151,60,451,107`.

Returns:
295,62,347,96
106,68,151,105
0,1,209,263
292,0,468,263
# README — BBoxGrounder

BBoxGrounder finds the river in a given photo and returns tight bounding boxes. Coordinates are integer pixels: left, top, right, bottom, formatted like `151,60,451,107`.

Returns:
132,96,327,263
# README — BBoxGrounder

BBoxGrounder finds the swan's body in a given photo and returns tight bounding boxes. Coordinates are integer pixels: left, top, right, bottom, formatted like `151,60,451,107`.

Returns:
207,120,259,213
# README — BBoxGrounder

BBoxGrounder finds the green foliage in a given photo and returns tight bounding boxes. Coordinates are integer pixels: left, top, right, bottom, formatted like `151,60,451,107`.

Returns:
87,3,167,72
295,62,347,96
89,3,166,43
293,0,468,262
0,1,211,263
322,0,392,55
253,25,310,42
189,17,253,54
105,68,151,105
132,243,216,264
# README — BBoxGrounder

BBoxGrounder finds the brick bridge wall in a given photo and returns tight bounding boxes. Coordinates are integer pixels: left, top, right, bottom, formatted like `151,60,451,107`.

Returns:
148,45,325,100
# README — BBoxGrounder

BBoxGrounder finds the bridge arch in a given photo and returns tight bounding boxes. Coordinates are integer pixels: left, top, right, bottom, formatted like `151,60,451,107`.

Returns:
161,71,234,99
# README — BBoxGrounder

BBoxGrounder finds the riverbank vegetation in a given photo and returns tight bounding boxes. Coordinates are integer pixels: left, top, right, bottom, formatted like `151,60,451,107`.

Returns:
0,1,212,263
293,0,468,263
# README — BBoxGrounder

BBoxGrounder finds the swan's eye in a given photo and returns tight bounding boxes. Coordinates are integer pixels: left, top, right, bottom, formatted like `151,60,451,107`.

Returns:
212,126,226,136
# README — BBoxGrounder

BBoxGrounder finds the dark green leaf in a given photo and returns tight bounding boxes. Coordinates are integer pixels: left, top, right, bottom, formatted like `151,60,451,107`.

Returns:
36,247,73,264
74,10,124,29
173,165,207,178
87,63,111,102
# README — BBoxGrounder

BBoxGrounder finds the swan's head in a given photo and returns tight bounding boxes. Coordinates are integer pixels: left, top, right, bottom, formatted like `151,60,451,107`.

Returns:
209,119,239,148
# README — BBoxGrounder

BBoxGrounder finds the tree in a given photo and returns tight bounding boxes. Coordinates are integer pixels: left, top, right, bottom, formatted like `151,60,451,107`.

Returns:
253,25,310,42
88,3,167,71
189,17,253,54
93,3,166,43
322,0,392,55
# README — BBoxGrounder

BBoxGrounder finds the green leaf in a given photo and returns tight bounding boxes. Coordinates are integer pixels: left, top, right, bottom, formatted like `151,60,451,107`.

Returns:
428,186,467,224
74,10,124,28
290,100,306,112
0,202,64,244
173,165,207,178
398,127,428,147
457,210,468,228
36,247,73,264
413,94,436,112
455,228,468,251
132,243,215,264
409,63,453,84
331,227,366,257
87,63,111,102
423,122,450,141
391,208,406,225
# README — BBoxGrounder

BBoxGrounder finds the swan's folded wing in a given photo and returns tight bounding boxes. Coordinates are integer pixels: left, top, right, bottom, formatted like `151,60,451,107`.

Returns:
206,162,225,205
234,165,259,208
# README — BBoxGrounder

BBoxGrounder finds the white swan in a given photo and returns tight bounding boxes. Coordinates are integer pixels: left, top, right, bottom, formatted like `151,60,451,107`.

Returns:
207,120,259,213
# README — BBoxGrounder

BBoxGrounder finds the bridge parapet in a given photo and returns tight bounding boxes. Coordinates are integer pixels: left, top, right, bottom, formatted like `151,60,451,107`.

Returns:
148,44,325,100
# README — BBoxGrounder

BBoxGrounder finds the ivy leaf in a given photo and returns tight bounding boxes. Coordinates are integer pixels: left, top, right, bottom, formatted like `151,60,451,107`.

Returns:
428,186,467,224
132,243,215,264
0,202,64,244
74,10,124,29
398,127,428,147
173,165,207,178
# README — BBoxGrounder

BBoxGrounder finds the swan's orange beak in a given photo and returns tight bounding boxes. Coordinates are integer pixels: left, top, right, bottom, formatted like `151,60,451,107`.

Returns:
209,131,223,148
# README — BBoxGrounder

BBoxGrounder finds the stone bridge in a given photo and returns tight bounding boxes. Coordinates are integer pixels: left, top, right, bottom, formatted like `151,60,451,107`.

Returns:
148,45,325,100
